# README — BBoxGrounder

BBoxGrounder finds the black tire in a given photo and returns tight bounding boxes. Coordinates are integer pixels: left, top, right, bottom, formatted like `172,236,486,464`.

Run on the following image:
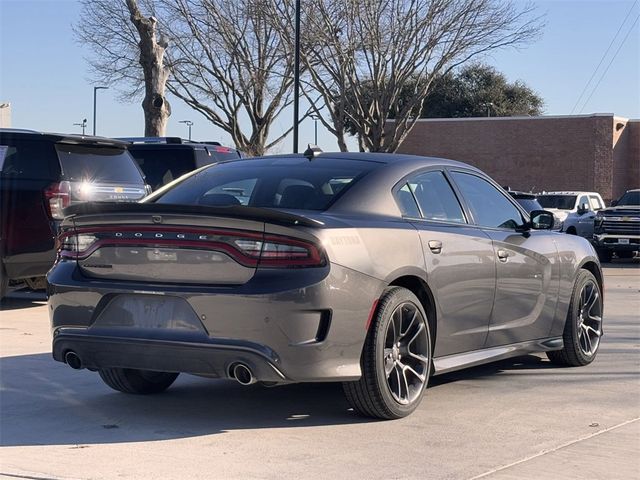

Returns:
98,368,179,394
566,227,577,235
547,270,603,367
343,287,432,419
596,248,612,263
0,261,8,301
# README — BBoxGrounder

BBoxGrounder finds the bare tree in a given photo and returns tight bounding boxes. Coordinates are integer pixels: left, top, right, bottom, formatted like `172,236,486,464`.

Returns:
76,0,301,154
295,0,544,152
158,0,302,156
76,0,171,136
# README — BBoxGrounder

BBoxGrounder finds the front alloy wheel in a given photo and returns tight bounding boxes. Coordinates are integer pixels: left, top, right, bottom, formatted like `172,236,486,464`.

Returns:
548,270,603,366
343,287,432,419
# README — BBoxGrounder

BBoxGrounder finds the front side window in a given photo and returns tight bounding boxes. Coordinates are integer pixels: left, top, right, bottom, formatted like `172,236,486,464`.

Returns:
451,172,523,229
405,171,466,223
577,195,590,211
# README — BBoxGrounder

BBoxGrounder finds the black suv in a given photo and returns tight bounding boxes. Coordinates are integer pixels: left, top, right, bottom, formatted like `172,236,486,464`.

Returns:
0,129,148,298
593,189,640,262
123,137,243,191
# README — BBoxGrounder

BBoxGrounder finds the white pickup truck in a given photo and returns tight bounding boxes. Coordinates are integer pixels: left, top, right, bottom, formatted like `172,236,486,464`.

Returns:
537,191,606,238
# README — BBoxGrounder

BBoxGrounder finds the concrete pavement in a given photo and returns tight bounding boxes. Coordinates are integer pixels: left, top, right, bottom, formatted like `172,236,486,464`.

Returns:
0,262,638,479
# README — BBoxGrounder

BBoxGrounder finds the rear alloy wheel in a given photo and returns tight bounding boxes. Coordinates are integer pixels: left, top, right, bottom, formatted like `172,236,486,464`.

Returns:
99,368,179,394
547,270,603,366
343,287,432,419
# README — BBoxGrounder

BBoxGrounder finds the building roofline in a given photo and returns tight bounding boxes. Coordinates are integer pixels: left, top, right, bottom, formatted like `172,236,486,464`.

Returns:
389,113,625,123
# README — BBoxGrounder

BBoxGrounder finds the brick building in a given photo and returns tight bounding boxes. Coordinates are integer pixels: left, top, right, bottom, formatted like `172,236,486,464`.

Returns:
395,114,639,203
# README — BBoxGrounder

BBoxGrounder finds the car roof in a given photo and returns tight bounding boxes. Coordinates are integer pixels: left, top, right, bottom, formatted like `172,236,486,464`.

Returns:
0,128,129,147
246,151,476,169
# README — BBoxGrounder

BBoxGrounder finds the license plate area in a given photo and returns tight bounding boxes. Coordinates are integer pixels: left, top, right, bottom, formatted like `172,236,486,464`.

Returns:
91,294,208,334
619,238,630,244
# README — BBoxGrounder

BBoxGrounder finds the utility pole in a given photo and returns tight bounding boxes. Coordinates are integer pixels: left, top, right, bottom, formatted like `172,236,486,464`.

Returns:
93,86,108,135
311,114,319,145
292,0,301,153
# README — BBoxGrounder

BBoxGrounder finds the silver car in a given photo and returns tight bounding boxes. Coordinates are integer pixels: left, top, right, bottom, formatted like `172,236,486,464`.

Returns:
48,153,604,419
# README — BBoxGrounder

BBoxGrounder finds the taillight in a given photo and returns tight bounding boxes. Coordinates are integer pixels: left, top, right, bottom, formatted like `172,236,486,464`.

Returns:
44,181,71,220
57,227,325,268
232,235,324,267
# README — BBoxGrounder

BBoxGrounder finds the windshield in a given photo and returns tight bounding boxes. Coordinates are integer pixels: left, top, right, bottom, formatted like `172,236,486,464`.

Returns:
537,195,577,210
151,157,378,211
617,191,640,206
56,144,144,184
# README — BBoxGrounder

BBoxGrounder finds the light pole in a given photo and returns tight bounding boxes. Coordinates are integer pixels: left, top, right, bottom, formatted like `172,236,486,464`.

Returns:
485,102,494,117
310,114,319,145
292,0,301,153
93,86,108,135
179,120,193,141
74,119,88,135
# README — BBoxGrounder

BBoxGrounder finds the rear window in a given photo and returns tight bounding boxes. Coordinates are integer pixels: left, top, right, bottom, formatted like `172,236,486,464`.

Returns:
151,157,377,211
538,195,576,210
515,198,542,213
197,146,241,165
129,147,195,190
56,144,144,184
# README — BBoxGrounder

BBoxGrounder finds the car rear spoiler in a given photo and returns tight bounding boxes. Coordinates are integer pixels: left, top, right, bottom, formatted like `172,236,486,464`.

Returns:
62,202,322,228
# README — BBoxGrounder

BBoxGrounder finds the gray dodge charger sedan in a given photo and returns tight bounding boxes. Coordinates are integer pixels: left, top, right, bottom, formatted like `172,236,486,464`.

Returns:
48,152,604,419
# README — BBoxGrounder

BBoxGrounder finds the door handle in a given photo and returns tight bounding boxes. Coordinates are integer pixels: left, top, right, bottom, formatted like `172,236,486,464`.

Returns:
428,240,442,254
497,249,510,262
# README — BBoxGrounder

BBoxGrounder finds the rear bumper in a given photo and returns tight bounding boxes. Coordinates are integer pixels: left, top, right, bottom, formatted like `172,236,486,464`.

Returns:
48,260,384,382
52,330,287,382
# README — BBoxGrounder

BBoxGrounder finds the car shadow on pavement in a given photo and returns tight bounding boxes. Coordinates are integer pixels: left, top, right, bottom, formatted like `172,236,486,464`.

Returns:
0,352,374,447
0,289,47,311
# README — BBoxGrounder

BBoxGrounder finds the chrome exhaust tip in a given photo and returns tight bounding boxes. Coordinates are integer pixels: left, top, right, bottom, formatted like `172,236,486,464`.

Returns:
65,351,83,370
231,363,256,385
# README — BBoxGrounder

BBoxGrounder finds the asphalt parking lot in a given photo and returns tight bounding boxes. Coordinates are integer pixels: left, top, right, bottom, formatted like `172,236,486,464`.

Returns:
1,261,639,480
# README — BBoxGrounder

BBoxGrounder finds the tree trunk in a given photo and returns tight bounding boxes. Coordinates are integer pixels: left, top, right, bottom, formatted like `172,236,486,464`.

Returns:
126,0,170,137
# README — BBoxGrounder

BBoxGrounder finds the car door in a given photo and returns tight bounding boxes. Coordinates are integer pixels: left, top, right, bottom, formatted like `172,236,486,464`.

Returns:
449,170,560,347
575,194,596,238
396,170,496,357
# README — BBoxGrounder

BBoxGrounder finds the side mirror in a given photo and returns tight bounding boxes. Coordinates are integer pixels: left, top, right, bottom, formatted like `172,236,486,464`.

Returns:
577,202,589,215
529,210,555,230
610,199,618,207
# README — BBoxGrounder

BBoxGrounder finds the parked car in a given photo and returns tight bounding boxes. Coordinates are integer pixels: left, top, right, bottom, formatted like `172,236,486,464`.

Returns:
537,191,605,238
123,137,243,191
593,189,640,262
49,152,603,419
505,189,544,213
0,129,148,299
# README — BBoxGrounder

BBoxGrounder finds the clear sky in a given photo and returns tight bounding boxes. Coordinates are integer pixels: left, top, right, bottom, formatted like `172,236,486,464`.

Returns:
0,0,638,152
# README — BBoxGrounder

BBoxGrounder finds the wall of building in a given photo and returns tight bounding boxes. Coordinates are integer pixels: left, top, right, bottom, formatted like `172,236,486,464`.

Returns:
614,119,640,199
396,114,637,203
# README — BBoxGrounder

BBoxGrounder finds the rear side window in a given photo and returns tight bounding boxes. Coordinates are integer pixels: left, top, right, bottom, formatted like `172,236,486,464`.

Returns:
451,172,523,229
589,195,603,210
152,158,377,211
538,195,577,210
57,145,144,184
130,147,195,190
0,139,58,179
404,171,466,223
